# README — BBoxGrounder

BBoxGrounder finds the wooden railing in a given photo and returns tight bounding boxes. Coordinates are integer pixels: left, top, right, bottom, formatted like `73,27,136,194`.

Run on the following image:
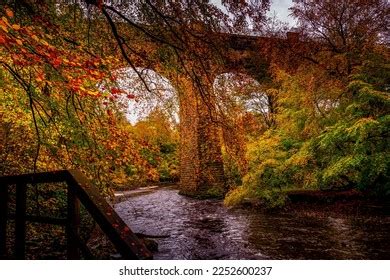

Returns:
0,170,152,260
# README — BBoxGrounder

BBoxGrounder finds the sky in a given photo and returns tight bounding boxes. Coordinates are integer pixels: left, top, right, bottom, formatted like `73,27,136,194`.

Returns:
269,0,295,24
210,0,295,25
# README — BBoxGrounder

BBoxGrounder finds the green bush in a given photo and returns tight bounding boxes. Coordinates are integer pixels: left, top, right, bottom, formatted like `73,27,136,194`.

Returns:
224,61,390,207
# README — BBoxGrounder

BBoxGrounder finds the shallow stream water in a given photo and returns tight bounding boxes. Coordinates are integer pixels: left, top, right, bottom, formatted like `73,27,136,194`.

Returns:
114,186,390,259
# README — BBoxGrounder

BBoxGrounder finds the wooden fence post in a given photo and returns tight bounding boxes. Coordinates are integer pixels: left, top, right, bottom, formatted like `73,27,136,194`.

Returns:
66,186,80,259
15,183,27,259
0,185,9,258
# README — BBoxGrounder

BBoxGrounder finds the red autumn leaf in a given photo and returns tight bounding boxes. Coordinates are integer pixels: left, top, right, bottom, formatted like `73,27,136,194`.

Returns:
110,87,122,95
52,57,62,67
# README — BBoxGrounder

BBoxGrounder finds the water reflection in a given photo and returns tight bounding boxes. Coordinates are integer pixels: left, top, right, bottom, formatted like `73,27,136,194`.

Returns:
114,187,390,260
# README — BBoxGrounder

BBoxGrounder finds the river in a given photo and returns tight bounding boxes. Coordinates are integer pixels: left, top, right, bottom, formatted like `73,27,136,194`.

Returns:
114,186,390,259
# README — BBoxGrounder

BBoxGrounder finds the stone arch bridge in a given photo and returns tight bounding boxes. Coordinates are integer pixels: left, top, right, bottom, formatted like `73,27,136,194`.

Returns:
122,30,303,197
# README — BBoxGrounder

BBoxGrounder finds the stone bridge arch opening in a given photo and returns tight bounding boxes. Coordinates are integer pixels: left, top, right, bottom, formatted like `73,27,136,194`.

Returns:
214,72,274,129
213,72,274,183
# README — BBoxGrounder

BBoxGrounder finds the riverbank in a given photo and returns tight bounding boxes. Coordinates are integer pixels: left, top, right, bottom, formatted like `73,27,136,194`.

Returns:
237,189,389,217
112,184,177,203
286,189,389,216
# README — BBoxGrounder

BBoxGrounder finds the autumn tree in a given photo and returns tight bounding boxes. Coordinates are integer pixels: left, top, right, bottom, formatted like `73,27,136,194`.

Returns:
291,0,389,77
0,4,156,193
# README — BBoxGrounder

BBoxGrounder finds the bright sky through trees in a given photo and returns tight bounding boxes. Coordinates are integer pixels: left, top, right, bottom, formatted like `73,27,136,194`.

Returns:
269,0,295,25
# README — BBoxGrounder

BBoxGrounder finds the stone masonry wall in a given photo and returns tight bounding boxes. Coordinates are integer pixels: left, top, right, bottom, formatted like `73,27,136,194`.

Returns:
176,77,225,197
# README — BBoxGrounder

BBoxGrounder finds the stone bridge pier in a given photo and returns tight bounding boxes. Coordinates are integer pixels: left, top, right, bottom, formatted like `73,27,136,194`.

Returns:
174,75,226,198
